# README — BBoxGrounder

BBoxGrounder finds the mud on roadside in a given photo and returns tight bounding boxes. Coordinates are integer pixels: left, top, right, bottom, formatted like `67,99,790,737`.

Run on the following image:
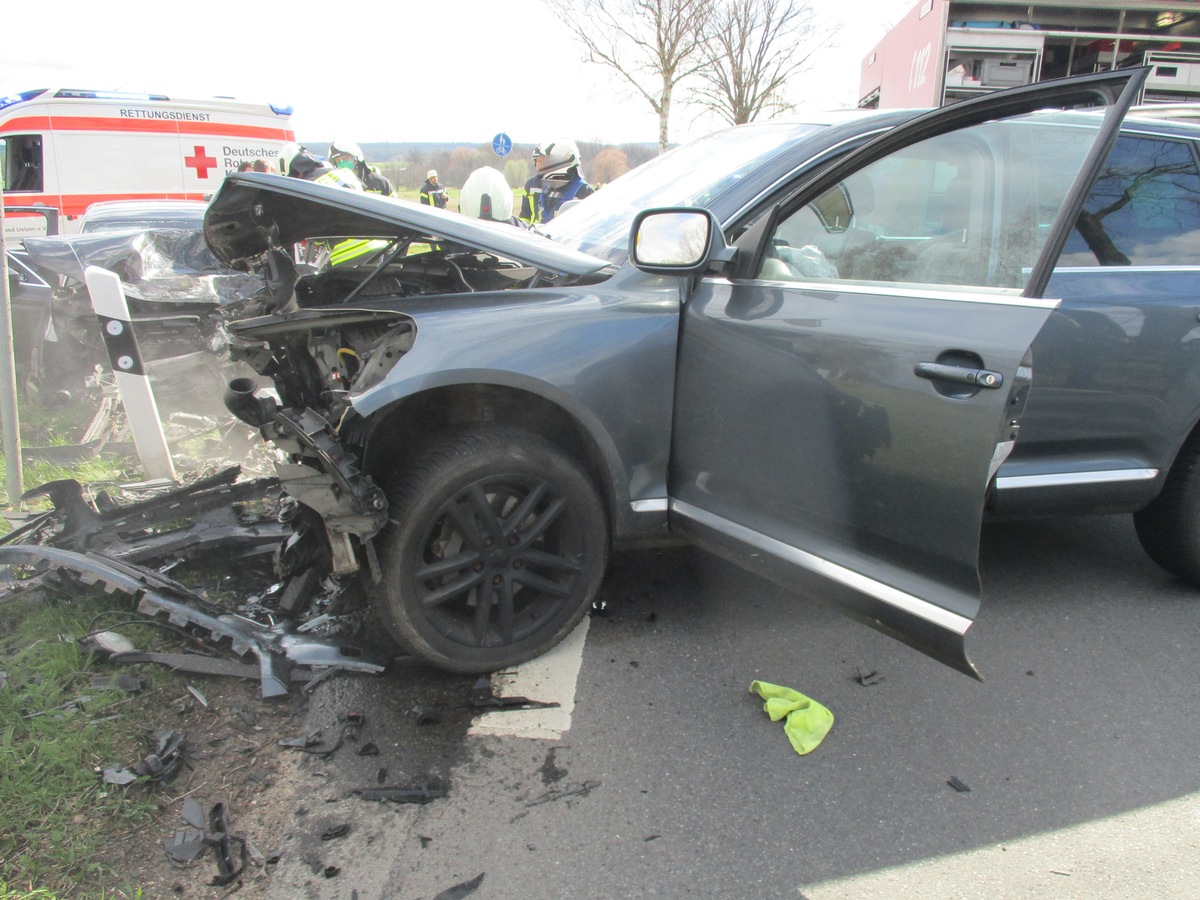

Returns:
114,663,478,898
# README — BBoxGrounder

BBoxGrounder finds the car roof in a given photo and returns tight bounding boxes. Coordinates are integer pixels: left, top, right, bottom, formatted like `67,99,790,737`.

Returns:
79,199,209,230
1128,102,1200,125
82,199,209,217
1122,107,1200,137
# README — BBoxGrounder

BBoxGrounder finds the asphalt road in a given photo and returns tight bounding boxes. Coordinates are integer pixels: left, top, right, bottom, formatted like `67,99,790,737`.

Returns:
264,512,1200,899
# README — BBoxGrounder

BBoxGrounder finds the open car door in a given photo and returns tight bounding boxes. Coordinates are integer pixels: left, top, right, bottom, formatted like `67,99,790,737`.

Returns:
665,69,1149,678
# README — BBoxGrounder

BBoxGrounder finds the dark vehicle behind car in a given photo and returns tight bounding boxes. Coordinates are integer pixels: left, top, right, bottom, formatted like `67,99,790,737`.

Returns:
75,199,209,234
5,248,53,389
19,223,260,410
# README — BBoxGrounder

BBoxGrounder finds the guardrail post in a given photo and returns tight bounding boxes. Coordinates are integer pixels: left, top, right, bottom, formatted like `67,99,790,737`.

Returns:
84,266,177,482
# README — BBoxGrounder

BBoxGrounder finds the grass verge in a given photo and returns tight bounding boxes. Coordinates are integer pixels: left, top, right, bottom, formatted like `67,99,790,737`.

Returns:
1,405,177,896
0,582,178,897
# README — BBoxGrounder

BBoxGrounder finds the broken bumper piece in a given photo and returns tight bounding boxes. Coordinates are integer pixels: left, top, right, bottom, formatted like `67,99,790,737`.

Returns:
3,466,288,565
0,545,385,697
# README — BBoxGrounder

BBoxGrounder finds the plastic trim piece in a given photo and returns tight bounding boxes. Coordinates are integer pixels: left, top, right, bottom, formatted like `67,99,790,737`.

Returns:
995,467,1159,490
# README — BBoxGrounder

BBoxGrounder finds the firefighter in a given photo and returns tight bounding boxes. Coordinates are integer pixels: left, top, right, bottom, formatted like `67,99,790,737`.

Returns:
420,170,449,208
278,144,380,265
278,143,363,190
536,139,593,222
518,144,545,225
328,139,394,195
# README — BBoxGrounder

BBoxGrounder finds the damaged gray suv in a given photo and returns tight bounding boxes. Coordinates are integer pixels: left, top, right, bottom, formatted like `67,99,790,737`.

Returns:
204,69,1189,678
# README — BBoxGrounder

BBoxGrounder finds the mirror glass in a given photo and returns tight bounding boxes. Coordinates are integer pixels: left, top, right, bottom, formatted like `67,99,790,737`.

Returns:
635,211,710,267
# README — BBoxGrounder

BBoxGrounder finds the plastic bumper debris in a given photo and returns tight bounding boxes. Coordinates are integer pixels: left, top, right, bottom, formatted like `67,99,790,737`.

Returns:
0,544,385,697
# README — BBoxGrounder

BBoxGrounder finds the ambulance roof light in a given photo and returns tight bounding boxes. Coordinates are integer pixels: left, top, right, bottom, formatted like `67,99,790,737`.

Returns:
270,103,294,117
0,89,48,112
54,90,171,101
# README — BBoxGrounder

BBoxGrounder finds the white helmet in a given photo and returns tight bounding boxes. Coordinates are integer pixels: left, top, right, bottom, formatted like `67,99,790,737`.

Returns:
278,142,326,179
459,166,513,222
536,139,581,179
329,139,364,167
278,142,302,175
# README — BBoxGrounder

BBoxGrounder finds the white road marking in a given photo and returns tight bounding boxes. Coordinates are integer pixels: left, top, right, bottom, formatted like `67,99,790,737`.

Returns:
467,617,590,740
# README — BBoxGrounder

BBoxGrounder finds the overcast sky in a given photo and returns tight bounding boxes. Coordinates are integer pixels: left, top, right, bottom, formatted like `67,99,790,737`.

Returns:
2,0,916,148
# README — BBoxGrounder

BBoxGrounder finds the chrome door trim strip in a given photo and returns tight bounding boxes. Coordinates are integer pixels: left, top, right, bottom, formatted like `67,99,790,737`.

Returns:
995,468,1159,490
670,499,972,635
1053,265,1200,274
701,276,1060,309
630,498,668,513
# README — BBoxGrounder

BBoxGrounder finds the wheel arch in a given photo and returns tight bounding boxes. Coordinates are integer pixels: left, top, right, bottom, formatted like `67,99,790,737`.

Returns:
1165,412,1200,475
359,381,625,535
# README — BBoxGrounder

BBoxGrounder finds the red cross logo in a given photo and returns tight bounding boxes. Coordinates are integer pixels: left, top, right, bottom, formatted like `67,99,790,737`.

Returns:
184,145,218,179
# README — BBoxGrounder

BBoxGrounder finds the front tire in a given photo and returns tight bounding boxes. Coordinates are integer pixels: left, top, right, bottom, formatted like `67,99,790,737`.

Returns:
1134,433,1200,586
372,428,608,672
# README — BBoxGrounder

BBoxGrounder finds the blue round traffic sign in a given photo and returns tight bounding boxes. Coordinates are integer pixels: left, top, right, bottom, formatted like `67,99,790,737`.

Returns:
492,132,512,157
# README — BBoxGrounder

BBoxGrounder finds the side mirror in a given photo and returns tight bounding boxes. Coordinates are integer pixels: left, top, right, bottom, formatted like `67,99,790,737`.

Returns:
628,208,734,275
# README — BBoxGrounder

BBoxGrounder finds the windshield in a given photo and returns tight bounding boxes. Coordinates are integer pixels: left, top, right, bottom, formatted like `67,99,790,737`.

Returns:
542,122,824,264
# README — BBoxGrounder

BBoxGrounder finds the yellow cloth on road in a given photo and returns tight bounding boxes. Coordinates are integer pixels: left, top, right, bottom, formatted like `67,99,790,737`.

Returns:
749,680,834,755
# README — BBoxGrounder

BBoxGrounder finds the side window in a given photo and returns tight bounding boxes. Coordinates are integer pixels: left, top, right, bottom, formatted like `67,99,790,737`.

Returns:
1058,135,1200,267
2,135,43,193
756,116,1099,291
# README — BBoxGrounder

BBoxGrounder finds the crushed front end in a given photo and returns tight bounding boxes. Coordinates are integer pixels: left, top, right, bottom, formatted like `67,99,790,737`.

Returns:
223,307,416,580
203,172,617,661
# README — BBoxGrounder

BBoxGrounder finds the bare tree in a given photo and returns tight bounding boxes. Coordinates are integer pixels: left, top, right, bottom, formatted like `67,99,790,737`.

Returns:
692,0,835,126
546,0,715,153
591,147,630,184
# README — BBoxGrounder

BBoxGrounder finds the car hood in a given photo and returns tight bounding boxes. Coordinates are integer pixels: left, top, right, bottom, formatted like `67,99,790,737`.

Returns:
204,173,614,277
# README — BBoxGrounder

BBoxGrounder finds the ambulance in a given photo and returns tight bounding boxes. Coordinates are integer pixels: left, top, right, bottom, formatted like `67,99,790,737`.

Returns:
0,88,295,238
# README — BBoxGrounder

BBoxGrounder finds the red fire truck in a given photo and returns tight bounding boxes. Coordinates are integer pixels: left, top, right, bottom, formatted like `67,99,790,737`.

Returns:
860,0,1200,110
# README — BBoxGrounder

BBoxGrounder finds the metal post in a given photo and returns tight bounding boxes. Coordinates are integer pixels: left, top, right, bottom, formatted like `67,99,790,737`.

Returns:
84,266,177,482
0,182,24,503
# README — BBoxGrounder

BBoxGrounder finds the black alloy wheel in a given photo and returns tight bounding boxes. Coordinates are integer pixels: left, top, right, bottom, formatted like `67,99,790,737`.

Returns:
373,428,608,672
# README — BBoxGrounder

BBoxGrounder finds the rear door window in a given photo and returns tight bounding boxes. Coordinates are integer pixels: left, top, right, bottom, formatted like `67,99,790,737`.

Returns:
1058,134,1200,267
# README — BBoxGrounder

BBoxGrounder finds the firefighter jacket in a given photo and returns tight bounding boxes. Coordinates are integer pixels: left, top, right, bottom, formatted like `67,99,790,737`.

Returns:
420,179,449,208
519,174,543,224
539,171,594,222
357,163,394,195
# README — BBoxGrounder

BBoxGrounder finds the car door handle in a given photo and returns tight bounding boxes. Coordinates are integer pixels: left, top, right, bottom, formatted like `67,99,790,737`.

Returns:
915,361,1004,389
